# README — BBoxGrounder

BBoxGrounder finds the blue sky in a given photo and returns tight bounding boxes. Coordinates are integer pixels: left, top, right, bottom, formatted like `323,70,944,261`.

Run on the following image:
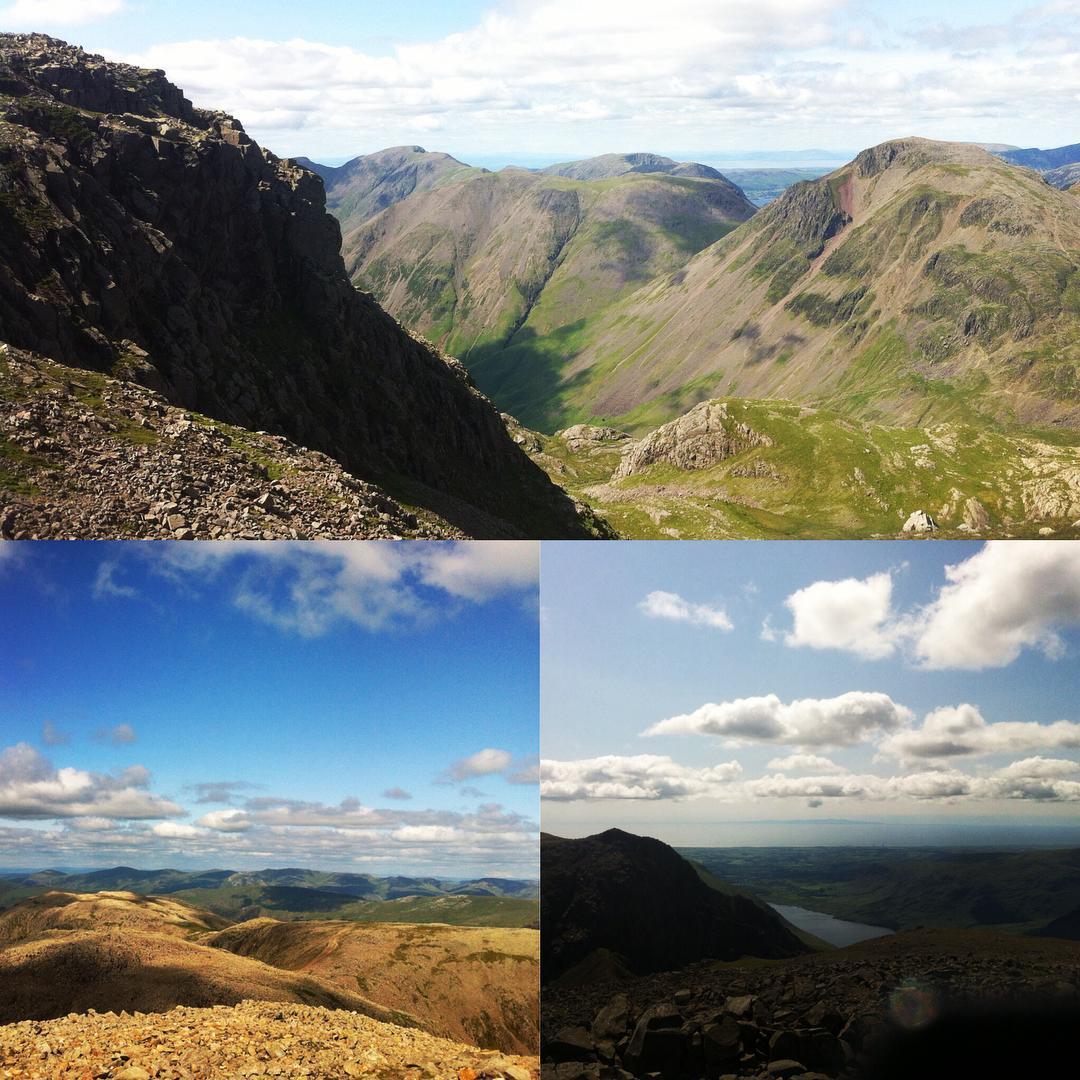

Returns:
3,1,1075,162
0,541,539,876
541,541,1080,846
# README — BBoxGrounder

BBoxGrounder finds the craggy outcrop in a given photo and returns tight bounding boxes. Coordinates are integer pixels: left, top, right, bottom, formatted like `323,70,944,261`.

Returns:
0,34,599,538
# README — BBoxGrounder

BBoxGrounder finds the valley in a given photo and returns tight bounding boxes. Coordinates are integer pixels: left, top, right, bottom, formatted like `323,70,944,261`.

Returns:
0,867,540,1073
320,136,1080,539
540,830,1080,1079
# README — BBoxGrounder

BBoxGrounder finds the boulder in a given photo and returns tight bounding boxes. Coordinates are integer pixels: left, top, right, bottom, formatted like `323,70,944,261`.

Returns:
547,1027,595,1063
902,509,938,532
592,995,630,1041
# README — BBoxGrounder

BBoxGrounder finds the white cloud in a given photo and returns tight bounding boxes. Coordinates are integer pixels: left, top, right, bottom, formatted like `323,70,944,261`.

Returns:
0,743,182,820
783,571,897,659
774,544,1080,671
195,808,251,832
878,703,1080,761
644,691,912,747
639,590,733,630
912,542,1080,670
413,541,537,601
765,753,847,773
540,754,742,800
151,821,205,840
92,560,137,600
136,541,535,637
446,748,513,780
1,1,124,27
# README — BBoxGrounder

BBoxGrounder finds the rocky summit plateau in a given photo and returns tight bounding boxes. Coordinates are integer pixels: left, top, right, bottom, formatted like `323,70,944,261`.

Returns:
0,33,606,539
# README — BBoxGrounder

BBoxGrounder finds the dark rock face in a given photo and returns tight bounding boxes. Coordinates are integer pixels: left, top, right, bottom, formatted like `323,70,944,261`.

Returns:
540,830,810,984
0,34,600,538
541,930,1080,1079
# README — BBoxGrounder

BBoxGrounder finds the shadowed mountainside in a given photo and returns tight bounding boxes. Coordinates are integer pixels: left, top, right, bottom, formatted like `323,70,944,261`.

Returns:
541,830,811,985
0,34,600,538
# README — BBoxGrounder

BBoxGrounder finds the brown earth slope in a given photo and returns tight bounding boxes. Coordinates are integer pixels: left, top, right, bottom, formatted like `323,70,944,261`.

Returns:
207,918,540,1055
0,33,598,539
0,893,412,1028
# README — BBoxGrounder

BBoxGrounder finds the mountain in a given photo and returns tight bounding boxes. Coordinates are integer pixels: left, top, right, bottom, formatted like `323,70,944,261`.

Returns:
538,151,727,181
0,891,407,1025
999,141,1080,171
342,165,755,413
540,829,811,984
0,866,539,926
1046,162,1080,190
303,145,484,235
207,917,539,1053
516,138,1080,434
0,34,599,539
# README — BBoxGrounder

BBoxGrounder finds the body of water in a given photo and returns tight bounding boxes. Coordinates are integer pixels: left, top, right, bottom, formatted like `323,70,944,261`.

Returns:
770,903,894,948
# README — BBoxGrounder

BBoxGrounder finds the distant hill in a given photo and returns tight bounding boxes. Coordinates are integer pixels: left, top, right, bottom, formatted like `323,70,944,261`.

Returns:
300,145,484,237
540,829,810,984
343,165,755,411
0,866,539,927
207,917,539,1053
538,151,726,181
998,141,1080,171
1046,162,1080,190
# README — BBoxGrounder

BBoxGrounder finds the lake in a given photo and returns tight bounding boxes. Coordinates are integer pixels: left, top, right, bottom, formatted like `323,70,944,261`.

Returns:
770,903,894,947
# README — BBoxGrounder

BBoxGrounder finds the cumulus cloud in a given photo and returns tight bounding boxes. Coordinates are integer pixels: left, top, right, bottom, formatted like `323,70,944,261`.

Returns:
540,754,742,800
381,786,413,801
445,748,513,781
0,743,182,820
133,541,537,637
783,571,897,659
774,544,1080,670
911,543,1080,670
639,590,733,630
644,691,911,747
878,704,1080,762
151,821,205,840
765,753,847,773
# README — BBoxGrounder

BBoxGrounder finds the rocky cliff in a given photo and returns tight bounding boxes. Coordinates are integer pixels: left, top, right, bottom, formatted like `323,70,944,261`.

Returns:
0,34,600,538
541,830,809,984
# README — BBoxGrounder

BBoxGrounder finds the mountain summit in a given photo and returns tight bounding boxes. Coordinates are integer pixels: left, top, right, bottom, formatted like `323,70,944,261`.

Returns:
0,34,600,538
540,829,810,984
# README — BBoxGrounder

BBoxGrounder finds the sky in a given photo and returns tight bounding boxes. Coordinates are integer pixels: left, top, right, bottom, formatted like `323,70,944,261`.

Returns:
2,1,1076,162
541,541,1080,847
0,540,540,877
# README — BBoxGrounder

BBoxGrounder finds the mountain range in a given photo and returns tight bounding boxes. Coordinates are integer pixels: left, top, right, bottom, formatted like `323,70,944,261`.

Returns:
318,135,1080,538
0,33,601,539
0,886,539,1063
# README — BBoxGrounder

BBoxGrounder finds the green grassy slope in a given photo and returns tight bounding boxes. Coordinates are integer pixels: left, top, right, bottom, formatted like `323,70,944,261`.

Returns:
526,397,1080,538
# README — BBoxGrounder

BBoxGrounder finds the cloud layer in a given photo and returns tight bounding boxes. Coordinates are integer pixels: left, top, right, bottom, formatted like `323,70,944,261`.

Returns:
643,691,911,747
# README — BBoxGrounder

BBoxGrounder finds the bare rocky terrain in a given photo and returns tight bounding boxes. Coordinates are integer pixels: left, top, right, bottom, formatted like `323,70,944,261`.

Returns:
0,1001,536,1079
0,345,462,539
541,930,1080,1079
